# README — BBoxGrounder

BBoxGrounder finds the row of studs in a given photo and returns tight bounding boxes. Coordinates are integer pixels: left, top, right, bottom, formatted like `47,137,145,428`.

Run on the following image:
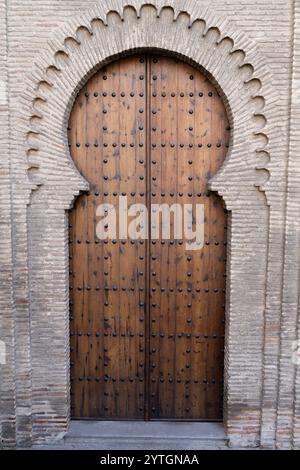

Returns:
71,332,223,340
73,192,223,197
70,377,221,384
70,332,224,339
70,332,223,338
70,142,229,148
69,286,226,293
77,106,223,115
90,176,218,182
69,286,226,292
80,90,220,98
70,317,223,324
74,193,225,199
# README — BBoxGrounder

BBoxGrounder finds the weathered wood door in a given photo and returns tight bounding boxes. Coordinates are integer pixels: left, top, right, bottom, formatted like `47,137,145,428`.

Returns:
68,54,229,420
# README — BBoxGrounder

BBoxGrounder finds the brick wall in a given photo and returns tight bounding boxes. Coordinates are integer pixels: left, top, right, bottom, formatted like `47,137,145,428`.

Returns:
0,0,15,450
0,0,299,449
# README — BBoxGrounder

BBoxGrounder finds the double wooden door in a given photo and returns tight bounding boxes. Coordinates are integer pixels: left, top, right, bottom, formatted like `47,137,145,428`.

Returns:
68,54,229,420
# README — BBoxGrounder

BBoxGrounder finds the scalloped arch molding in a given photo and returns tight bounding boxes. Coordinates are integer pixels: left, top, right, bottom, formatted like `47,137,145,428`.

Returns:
9,0,286,450
24,0,276,209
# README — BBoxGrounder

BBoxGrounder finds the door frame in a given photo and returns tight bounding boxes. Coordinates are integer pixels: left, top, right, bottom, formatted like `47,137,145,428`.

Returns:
20,1,277,448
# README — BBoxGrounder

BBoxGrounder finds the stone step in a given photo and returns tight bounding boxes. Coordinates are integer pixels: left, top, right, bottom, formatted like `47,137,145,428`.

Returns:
57,421,229,450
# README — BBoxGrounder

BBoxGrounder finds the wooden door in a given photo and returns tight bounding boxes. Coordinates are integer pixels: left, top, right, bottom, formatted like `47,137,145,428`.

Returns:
68,54,229,420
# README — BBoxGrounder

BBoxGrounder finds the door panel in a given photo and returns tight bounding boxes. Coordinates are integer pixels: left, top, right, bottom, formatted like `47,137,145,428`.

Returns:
69,56,147,419
148,57,228,420
68,54,229,420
